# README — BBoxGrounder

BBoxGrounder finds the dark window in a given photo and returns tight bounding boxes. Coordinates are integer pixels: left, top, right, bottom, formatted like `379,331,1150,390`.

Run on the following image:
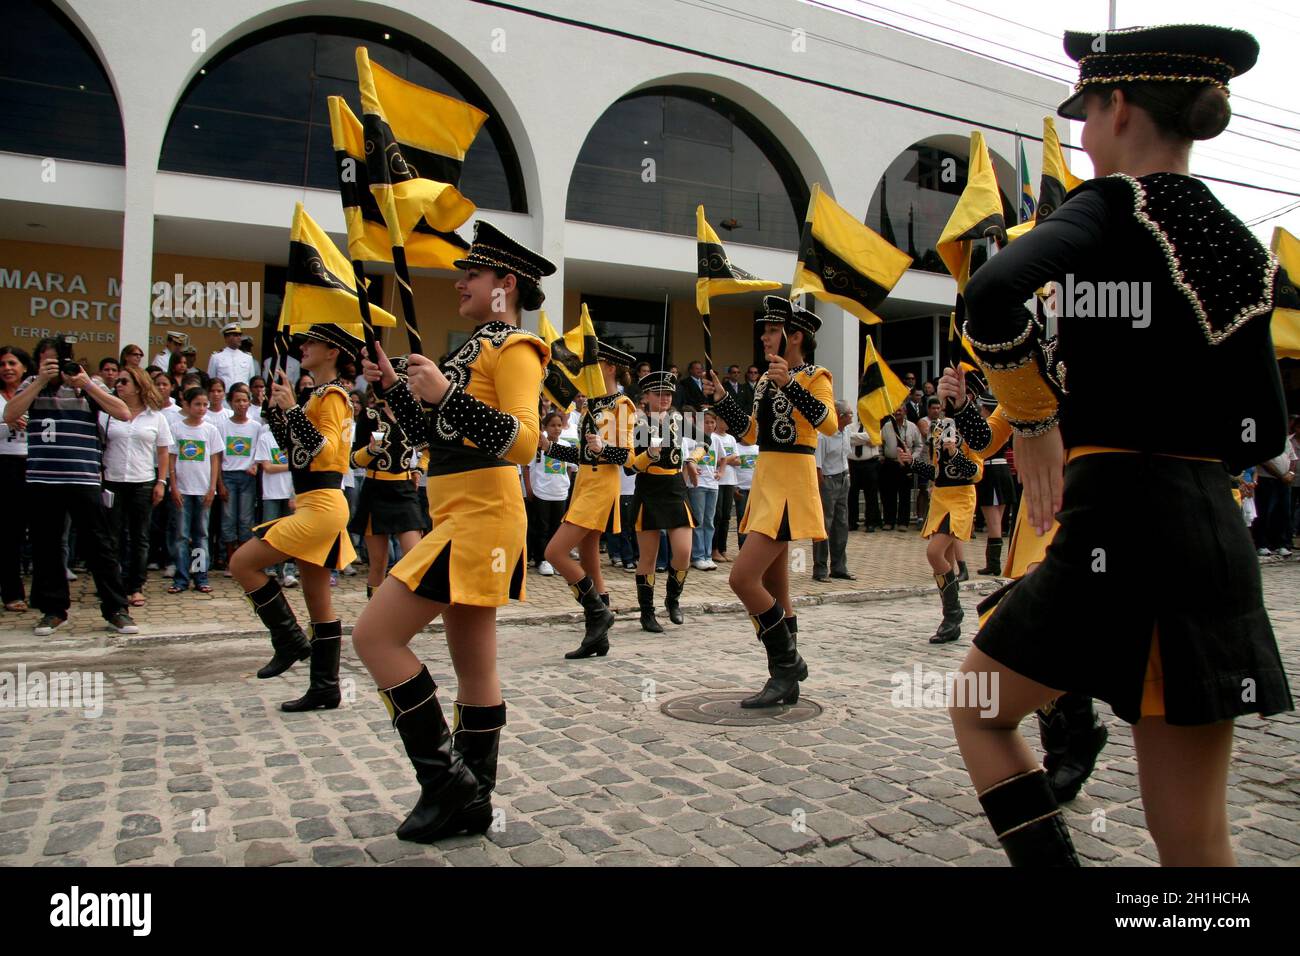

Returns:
581,295,668,368
160,18,524,212
0,0,124,164
866,143,1014,276
567,89,807,251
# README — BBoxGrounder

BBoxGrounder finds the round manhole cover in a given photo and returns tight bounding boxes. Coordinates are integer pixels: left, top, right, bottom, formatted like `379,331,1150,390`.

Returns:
660,691,822,726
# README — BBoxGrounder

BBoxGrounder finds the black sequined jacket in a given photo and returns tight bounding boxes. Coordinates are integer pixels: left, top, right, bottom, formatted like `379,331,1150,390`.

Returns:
963,172,1287,472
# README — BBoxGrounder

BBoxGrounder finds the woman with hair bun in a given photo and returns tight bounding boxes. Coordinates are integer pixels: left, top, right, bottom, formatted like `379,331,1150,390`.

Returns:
950,24,1293,867
352,221,552,843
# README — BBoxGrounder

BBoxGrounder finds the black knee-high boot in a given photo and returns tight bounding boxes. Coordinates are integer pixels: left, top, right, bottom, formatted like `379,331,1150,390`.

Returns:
1038,693,1108,803
379,665,477,842
741,601,806,709
430,701,506,839
247,578,310,679
956,560,970,582
664,567,688,625
637,574,664,633
979,539,1003,576
280,620,342,712
366,585,374,600
929,570,962,644
564,575,614,659
977,768,1080,867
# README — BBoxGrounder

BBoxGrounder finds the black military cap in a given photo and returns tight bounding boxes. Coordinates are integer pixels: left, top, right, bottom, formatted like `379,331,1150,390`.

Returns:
1057,24,1259,120
453,220,557,285
759,295,821,337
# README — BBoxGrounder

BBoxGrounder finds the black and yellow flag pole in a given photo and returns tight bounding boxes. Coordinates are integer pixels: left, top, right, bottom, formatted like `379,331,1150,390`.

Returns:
390,247,424,356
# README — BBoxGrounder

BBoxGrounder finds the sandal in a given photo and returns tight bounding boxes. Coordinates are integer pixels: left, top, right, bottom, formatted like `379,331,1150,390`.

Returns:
196,584,213,594
128,593,146,607
167,585,185,594
4,600,28,612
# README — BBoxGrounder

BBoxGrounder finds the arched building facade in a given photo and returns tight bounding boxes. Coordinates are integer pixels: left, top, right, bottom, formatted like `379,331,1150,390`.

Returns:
0,0,1066,400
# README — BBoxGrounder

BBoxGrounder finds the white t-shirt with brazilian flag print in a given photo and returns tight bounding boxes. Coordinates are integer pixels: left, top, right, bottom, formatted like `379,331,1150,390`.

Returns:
693,433,719,491
529,435,578,502
220,417,261,473
255,425,293,500
169,420,223,496
735,443,759,491
713,432,738,486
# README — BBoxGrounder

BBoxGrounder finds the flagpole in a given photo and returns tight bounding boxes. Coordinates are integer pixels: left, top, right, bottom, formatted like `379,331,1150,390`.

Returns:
350,260,379,358
391,246,424,356
661,291,669,371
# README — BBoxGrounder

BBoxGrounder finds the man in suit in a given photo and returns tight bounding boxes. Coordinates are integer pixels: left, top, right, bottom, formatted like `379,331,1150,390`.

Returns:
904,387,925,424
721,365,743,401
738,364,760,410
674,360,708,409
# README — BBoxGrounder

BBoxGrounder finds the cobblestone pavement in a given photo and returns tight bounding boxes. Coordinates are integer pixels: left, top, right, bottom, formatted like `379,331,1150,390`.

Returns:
0,523,943,642
0,558,1296,867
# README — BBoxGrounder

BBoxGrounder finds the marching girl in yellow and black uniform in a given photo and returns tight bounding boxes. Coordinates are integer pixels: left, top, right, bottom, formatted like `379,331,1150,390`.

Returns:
542,344,638,660
910,397,982,645
627,371,702,633
351,221,551,843
940,370,1108,804
949,24,1293,867
972,392,1014,577
230,322,360,713
349,355,428,600
705,296,838,708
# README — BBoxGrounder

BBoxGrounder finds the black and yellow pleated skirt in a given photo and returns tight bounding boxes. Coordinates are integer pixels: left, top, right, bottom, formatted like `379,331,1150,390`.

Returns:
632,472,695,531
974,451,1293,726
389,464,526,607
921,484,977,540
739,450,825,542
254,487,355,570
563,463,622,533
348,472,425,536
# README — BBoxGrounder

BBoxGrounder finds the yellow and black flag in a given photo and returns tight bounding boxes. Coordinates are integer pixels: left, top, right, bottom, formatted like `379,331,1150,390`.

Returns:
857,336,910,445
355,48,481,253
327,96,472,271
947,308,981,374
696,205,781,372
937,132,1007,291
1037,117,1083,222
280,203,398,335
1271,227,1300,360
791,184,912,325
538,306,605,410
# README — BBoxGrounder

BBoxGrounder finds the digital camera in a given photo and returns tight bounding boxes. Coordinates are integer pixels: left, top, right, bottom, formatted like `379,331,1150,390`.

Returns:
55,335,81,377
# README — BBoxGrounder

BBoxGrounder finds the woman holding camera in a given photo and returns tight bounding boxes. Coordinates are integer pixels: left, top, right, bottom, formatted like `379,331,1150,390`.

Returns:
103,365,172,607
2,337,138,635
0,346,32,612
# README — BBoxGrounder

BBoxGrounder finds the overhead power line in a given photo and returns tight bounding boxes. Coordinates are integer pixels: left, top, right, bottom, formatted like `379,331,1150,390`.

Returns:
463,0,1300,198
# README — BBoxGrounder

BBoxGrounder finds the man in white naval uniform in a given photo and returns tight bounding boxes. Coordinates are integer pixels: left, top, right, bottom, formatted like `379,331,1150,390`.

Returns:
207,323,258,388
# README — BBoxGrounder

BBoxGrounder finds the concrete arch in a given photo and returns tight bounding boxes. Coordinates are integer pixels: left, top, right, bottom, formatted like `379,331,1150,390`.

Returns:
616,71,831,201
869,133,1017,212
43,0,126,161
156,1,540,213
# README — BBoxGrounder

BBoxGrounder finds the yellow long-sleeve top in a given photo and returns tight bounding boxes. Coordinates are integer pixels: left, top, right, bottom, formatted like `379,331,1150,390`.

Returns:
543,393,636,469
264,382,351,490
713,364,838,453
378,320,549,476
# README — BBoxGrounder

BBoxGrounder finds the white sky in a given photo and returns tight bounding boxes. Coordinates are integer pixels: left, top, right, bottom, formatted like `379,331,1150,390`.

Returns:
808,0,1300,247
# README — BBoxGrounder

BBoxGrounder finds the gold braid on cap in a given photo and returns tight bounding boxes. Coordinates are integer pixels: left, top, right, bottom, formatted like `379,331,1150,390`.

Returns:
464,243,541,283
1075,50,1235,93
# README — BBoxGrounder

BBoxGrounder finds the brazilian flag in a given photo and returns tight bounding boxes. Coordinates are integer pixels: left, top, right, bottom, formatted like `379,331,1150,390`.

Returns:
791,184,912,325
